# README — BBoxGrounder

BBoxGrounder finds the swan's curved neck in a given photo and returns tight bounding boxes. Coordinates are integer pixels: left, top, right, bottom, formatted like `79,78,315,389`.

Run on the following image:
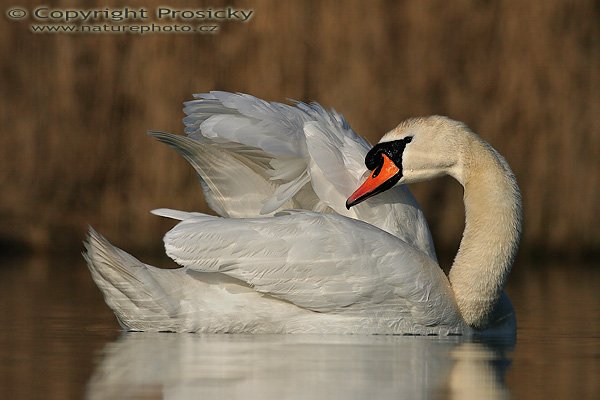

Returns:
448,137,522,329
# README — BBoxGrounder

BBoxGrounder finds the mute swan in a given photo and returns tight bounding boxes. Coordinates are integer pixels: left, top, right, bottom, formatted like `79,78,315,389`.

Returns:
84,91,522,335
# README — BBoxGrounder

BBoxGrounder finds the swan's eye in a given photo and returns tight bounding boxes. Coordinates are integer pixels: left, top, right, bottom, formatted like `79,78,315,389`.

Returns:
365,139,408,171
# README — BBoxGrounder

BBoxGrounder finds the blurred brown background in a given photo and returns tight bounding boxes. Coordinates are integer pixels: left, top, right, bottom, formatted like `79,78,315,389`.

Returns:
1,0,598,264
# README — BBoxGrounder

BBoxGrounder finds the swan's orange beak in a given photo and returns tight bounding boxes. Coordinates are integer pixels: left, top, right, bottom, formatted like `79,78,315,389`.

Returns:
346,154,401,209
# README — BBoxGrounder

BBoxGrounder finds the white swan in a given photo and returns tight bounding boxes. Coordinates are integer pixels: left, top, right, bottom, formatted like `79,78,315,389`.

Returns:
84,91,522,335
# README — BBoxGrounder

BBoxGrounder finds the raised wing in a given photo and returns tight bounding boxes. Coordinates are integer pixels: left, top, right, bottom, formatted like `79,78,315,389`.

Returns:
157,209,455,324
154,91,436,259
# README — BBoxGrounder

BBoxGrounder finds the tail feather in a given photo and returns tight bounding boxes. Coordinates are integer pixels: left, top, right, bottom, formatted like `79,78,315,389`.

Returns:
83,227,185,331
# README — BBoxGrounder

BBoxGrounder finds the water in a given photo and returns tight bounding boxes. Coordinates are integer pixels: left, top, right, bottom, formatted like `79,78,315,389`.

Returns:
0,256,597,399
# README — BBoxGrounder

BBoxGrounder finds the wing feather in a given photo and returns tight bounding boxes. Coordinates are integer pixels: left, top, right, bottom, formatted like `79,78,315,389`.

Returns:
162,211,449,317
154,91,436,259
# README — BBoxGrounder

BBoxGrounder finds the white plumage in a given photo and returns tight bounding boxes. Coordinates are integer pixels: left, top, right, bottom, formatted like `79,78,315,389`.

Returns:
84,92,521,335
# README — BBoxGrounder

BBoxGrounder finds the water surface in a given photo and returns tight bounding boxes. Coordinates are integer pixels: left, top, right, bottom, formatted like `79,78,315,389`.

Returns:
0,256,597,399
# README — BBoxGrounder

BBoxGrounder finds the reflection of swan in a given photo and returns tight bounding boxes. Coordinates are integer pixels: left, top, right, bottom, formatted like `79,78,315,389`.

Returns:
84,92,521,335
448,342,512,400
86,334,512,400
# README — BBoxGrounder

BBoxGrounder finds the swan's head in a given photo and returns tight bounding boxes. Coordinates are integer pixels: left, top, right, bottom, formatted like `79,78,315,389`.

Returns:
347,116,469,208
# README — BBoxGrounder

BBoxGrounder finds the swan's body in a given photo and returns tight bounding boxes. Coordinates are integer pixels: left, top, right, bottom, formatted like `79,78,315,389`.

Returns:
84,92,521,335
